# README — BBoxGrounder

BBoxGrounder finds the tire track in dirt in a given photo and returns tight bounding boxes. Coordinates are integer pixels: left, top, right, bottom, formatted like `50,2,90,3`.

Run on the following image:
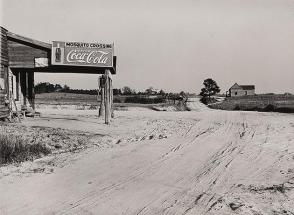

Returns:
148,113,261,215
2,111,294,215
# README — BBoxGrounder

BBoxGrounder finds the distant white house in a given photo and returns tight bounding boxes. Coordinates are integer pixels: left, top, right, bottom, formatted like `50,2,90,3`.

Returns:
227,83,255,97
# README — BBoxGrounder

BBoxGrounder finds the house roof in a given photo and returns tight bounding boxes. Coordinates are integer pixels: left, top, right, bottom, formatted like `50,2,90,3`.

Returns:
7,31,51,50
229,83,255,90
230,83,242,90
239,85,255,90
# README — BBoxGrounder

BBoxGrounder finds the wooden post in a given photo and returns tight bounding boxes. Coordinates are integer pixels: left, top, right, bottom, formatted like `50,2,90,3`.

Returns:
16,72,20,101
97,77,100,116
104,69,111,124
28,71,35,110
99,76,105,117
24,71,28,106
31,72,35,110
110,79,114,118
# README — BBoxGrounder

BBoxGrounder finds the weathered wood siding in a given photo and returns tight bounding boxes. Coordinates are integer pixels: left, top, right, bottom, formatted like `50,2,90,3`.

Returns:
8,40,50,68
1,28,9,66
230,89,255,97
0,27,9,118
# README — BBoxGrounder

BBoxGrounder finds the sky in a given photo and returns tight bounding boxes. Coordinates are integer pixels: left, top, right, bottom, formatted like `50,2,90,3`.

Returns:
1,0,294,94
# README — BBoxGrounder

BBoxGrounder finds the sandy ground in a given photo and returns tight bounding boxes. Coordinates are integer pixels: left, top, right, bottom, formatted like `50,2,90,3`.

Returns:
1,99,294,215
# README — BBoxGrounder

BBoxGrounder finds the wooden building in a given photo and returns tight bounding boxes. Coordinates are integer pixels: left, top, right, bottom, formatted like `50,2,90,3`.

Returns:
227,83,255,97
0,26,116,119
0,27,10,118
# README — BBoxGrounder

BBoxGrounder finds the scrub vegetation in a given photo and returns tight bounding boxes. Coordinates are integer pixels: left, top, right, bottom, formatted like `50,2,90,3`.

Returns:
210,94,294,113
0,133,51,164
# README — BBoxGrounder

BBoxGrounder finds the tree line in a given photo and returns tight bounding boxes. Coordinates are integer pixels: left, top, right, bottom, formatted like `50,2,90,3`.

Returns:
35,78,221,105
34,82,187,98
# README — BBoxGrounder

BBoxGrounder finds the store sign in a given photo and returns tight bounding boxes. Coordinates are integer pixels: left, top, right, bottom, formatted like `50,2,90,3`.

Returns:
51,41,114,67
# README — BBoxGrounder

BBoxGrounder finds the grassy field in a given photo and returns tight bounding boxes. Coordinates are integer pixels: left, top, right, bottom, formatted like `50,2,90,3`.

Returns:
35,92,190,111
210,94,294,113
35,92,173,109
35,93,99,105
36,93,166,104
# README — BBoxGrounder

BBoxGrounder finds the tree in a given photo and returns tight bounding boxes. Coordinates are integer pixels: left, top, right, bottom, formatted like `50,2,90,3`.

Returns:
113,88,122,95
34,82,56,93
122,86,132,95
199,78,220,98
159,89,166,96
179,91,188,103
62,84,70,92
145,87,154,95
54,84,63,92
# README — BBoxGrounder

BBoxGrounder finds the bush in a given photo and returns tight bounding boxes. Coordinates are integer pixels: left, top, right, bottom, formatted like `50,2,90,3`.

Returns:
0,134,51,164
200,97,208,105
234,105,241,110
200,97,218,105
263,104,276,112
113,97,122,103
124,96,165,104
89,104,97,110
275,107,294,113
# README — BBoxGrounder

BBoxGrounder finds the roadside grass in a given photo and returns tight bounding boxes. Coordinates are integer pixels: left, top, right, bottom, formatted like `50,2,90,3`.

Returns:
35,92,191,111
35,93,166,105
0,133,51,165
35,92,99,105
210,94,294,113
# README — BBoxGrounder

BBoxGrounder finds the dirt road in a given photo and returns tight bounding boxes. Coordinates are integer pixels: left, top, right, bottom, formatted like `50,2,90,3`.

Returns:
1,106,294,214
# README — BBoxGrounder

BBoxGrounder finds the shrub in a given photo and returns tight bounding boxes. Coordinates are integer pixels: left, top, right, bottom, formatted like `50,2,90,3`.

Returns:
0,134,51,164
200,97,208,105
263,104,276,112
124,96,165,104
89,104,97,110
200,97,218,105
234,105,241,110
113,97,122,103
246,106,260,111
275,107,294,113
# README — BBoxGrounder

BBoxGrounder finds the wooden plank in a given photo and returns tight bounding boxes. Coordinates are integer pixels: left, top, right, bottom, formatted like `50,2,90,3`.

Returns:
0,111,9,119
0,106,9,111
0,90,7,95
12,59,117,74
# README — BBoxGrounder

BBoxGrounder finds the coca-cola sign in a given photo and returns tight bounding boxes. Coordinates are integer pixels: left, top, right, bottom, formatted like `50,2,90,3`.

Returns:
51,41,113,67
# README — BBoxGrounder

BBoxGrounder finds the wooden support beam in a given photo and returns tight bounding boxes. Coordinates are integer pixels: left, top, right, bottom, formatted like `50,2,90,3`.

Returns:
25,71,28,106
28,71,35,110
16,71,20,101
99,75,105,117
104,69,111,124
110,78,114,118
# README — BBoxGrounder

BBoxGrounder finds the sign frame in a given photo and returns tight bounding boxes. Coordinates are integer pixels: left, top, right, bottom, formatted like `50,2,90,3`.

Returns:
51,41,114,68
